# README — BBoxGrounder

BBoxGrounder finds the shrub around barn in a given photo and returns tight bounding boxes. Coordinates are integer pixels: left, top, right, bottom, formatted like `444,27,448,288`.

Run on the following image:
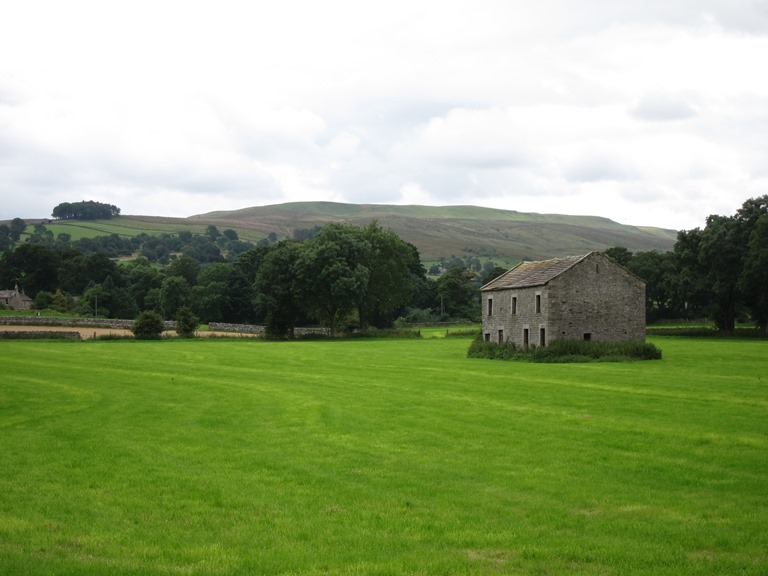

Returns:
467,336,662,362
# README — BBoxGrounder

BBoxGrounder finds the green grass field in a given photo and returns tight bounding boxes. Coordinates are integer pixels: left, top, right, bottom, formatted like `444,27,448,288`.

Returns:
1,336,766,575
25,216,269,244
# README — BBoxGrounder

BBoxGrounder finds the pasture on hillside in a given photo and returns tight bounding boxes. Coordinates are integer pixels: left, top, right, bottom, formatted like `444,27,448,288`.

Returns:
1,336,766,575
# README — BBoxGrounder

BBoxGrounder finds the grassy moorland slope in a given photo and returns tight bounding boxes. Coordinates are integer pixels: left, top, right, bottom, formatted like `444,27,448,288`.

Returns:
13,202,677,262
195,201,678,261
0,336,766,575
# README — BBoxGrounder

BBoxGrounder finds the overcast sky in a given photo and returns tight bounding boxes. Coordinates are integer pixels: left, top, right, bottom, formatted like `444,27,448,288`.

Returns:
1,1,766,230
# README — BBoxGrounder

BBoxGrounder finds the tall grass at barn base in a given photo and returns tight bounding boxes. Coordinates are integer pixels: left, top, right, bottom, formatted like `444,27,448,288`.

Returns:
467,336,662,362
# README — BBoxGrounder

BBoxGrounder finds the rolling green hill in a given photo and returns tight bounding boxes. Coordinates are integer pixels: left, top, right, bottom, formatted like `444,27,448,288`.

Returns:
193,201,678,262
11,202,678,263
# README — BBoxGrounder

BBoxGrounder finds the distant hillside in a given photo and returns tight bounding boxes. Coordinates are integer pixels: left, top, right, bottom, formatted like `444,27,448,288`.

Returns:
193,202,678,262
6,202,678,264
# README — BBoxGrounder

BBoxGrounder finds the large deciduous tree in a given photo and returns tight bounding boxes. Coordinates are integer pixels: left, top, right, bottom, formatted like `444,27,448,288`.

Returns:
670,195,768,332
436,265,477,319
356,222,416,328
739,213,768,333
160,276,191,320
298,223,370,336
254,241,306,338
0,243,61,296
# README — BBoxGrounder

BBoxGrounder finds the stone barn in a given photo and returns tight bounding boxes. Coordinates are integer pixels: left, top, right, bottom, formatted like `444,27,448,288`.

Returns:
480,252,645,347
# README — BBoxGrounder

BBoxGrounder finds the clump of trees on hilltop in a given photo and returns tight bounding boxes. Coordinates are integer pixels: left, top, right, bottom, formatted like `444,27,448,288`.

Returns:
52,201,120,220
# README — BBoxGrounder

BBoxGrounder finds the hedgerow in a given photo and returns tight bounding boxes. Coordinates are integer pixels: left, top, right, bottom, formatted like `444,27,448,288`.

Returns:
646,326,767,338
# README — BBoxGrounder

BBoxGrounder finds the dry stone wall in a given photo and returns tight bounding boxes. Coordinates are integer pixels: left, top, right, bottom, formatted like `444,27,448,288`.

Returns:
0,330,82,340
0,317,176,329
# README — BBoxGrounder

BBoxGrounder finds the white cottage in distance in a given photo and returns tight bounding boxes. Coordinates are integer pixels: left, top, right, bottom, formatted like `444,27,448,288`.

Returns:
480,252,646,348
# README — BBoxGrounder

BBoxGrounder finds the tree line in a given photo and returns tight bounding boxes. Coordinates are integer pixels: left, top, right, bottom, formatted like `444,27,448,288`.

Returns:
606,195,768,334
0,221,494,337
1,220,256,261
3,195,767,335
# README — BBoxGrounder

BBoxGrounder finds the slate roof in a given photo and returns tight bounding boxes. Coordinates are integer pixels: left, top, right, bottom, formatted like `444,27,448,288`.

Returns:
481,253,592,291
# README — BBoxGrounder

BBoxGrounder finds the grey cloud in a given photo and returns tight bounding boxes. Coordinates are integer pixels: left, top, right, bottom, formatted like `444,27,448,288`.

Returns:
630,93,698,121
707,0,768,34
564,156,639,183
556,0,768,35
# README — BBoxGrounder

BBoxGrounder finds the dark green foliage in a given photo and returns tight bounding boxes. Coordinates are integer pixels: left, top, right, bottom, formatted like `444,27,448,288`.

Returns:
160,276,190,320
444,327,482,338
72,234,137,257
292,225,322,241
479,265,508,286
532,339,662,361
739,212,768,333
51,289,73,313
466,336,518,359
10,218,26,242
0,243,62,295
174,306,199,338
27,223,54,246
436,265,478,319
51,200,120,220
254,241,305,339
296,223,370,336
0,224,12,251
357,221,419,329
468,336,662,362
131,310,165,340
345,327,422,339
165,255,200,285
33,290,53,310
646,326,767,338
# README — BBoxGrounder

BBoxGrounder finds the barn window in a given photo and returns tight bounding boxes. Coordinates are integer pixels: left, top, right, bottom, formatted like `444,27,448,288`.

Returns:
583,332,592,341
523,328,529,349
535,294,541,313
511,296,517,314
484,333,491,342
487,298,493,316
498,329,504,343
539,327,546,347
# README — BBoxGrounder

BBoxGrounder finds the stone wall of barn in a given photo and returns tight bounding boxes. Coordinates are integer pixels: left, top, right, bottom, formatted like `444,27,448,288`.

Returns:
481,252,645,348
547,252,646,343
482,285,547,348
